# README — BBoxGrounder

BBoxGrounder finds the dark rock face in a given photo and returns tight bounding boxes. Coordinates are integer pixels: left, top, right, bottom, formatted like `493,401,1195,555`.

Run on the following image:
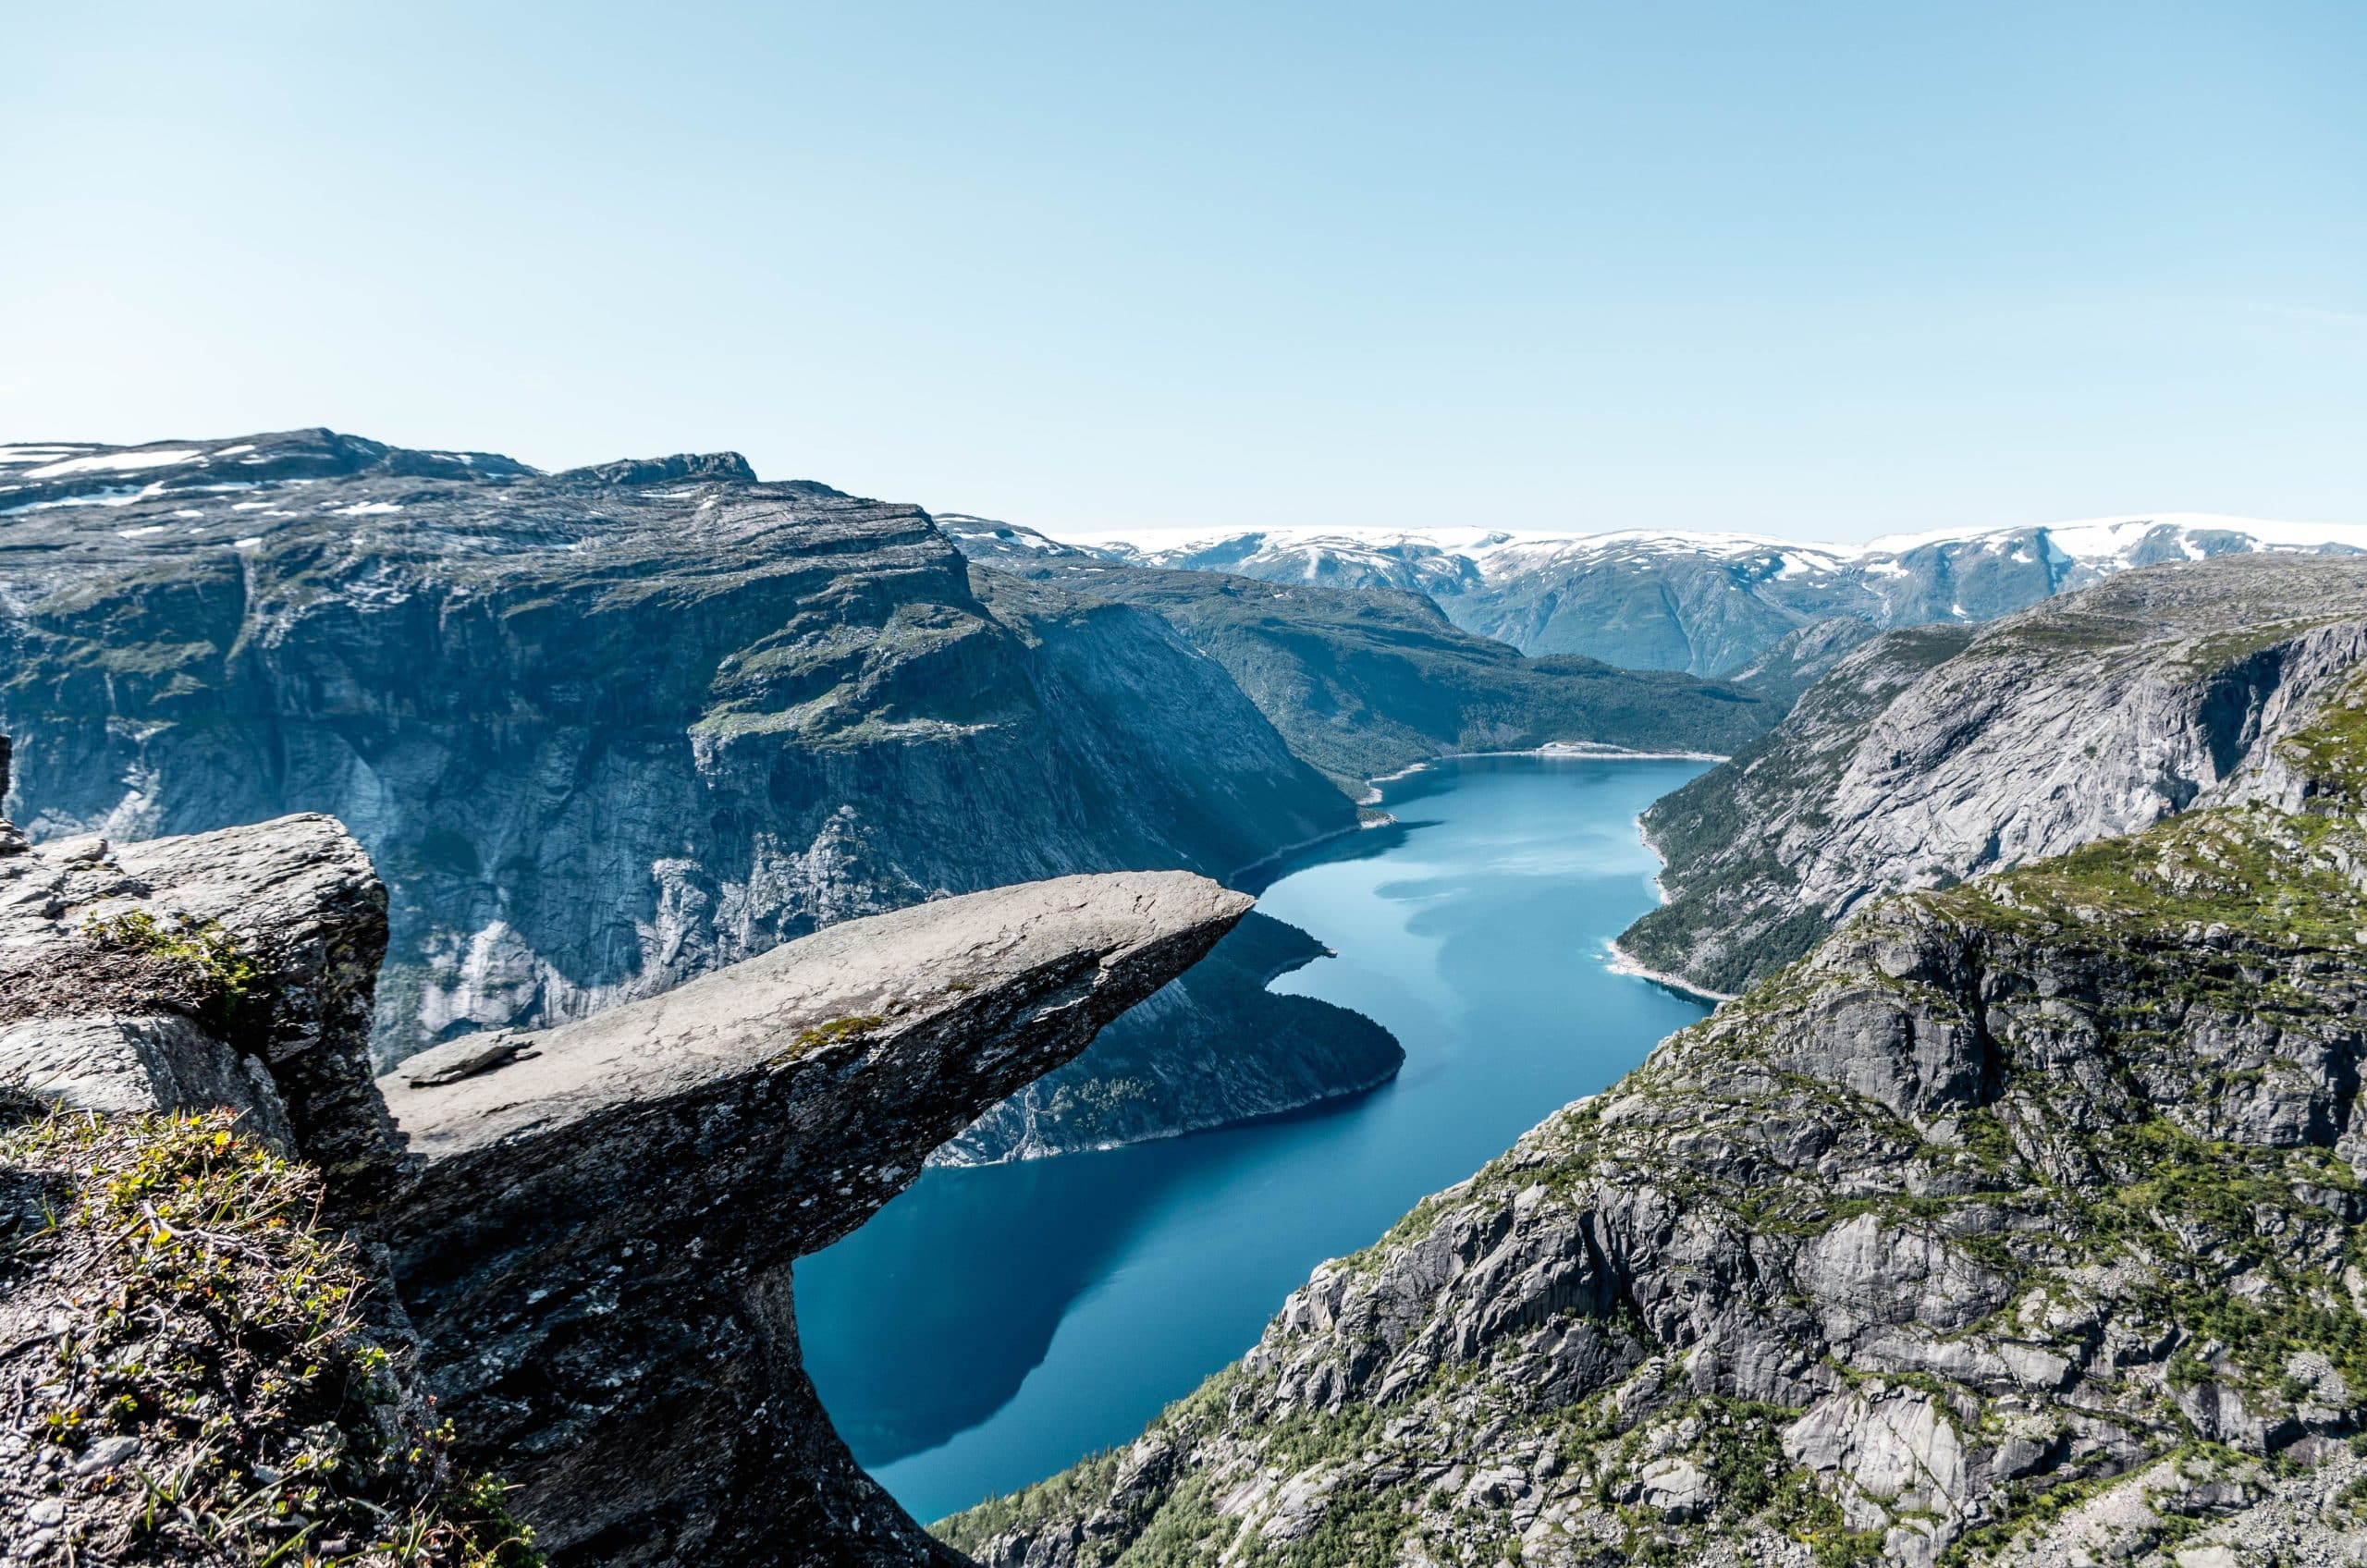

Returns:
379,872,1252,1567
555,450,760,486
945,690,2367,1567
1621,556,2367,994
0,428,1372,1158
942,910,1401,1164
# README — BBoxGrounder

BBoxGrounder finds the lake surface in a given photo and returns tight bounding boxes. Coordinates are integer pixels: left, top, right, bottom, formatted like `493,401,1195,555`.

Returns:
795,753,1712,1524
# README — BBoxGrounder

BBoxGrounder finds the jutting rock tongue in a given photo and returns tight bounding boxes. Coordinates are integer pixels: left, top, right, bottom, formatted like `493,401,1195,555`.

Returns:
378,871,1253,1567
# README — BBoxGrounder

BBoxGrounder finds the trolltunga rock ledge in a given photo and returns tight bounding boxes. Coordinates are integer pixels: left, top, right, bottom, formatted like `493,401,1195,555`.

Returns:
376,870,1253,1568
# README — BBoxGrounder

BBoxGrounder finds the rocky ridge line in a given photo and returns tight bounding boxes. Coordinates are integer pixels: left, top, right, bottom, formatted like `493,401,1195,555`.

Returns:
1621,555,2367,996
1074,514,2367,677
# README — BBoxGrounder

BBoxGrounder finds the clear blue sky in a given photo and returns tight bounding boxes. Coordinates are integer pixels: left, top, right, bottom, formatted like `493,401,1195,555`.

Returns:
6,2,2361,540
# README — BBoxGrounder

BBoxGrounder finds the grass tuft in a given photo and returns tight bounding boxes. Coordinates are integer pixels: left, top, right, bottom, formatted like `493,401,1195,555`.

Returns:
1,1107,540,1567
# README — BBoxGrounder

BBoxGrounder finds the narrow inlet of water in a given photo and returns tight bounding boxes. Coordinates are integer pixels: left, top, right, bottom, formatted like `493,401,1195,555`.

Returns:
795,753,1712,1524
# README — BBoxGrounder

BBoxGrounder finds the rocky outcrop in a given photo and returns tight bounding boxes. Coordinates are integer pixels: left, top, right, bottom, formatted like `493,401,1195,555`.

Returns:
0,771,533,1567
0,743,395,1207
2,745,1252,1566
0,427,1379,1159
378,871,1251,1567
944,680,2367,1567
1622,556,2367,994
938,911,1401,1164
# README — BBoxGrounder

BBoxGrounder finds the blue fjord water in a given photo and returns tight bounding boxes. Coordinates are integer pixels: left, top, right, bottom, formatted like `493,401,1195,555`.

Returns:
794,753,1712,1525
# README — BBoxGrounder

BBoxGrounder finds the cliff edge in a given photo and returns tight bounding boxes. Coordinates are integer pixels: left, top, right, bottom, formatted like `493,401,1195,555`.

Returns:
0,733,1247,1565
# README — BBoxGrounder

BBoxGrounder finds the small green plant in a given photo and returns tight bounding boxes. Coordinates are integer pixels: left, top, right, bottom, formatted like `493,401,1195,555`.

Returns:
81,906,267,1031
768,1012,888,1065
2,1108,541,1566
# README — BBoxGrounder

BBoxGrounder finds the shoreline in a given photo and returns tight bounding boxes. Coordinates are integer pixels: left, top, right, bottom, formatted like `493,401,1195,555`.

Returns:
1226,812,1398,888
1603,938,1737,1005
1612,783,1735,1003
1635,812,1674,906
1362,741,1730,800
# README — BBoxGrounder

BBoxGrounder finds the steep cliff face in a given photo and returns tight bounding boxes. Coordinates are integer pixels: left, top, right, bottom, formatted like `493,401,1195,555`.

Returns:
947,680,2367,1568
0,428,1376,1158
1621,556,2367,995
379,872,1252,1567
1,744,1248,1566
949,532,1777,792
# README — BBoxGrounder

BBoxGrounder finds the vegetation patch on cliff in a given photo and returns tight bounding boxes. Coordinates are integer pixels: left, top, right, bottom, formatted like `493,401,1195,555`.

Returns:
0,1103,538,1567
0,910,272,1042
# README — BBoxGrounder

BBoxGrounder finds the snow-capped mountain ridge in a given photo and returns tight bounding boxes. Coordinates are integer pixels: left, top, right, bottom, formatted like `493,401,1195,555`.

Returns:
1062,511,2367,568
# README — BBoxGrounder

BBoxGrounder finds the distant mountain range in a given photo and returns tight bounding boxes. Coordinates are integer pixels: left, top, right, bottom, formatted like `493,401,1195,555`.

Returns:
959,513,2367,677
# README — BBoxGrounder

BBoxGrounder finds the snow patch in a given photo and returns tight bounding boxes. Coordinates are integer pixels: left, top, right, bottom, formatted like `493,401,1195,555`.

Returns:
0,483,170,515
22,448,204,479
1051,510,2367,589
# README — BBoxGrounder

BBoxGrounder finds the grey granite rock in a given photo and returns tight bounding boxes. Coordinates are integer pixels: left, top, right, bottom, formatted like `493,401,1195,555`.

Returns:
1622,555,2367,994
0,798,394,1206
379,871,1252,1567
